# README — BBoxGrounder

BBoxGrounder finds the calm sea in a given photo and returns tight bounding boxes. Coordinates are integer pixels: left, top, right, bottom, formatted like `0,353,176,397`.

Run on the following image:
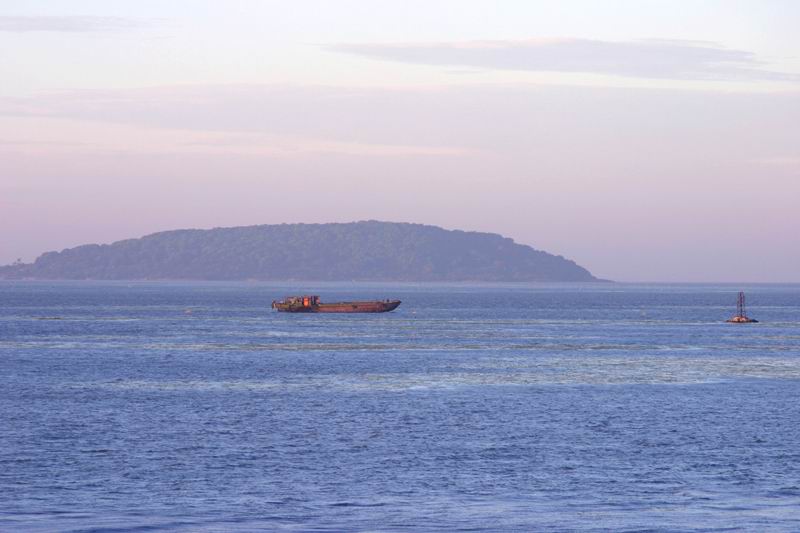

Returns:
1,281,799,532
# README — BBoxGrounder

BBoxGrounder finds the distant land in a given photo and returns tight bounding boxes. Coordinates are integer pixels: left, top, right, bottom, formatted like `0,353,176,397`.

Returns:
0,221,598,282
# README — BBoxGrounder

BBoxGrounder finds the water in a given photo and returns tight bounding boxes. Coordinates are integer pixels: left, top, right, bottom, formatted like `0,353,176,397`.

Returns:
1,281,799,532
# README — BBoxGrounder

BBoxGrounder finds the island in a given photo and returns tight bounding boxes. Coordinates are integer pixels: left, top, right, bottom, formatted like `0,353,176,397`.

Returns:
0,221,598,282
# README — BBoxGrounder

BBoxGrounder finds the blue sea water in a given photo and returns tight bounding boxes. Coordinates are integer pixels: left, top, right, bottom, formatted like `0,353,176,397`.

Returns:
1,281,799,532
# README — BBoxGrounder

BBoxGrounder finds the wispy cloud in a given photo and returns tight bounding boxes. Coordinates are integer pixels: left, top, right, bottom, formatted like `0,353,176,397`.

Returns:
0,139,88,147
753,156,800,167
0,87,475,158
1,83,797,161
0,16,153,33
329,38,799,82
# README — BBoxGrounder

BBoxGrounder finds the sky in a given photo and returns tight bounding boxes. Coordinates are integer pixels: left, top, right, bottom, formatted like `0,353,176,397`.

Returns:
1,0,798,282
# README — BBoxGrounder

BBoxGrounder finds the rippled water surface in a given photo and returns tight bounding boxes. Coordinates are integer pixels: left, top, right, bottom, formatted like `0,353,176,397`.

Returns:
2,282,800,532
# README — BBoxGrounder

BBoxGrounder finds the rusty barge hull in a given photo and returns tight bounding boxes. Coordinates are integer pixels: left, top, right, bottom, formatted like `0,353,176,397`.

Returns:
272,295,400,313
316,301,400,313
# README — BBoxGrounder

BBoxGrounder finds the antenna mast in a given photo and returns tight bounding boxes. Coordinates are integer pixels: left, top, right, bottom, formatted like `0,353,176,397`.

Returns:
727,291,757,323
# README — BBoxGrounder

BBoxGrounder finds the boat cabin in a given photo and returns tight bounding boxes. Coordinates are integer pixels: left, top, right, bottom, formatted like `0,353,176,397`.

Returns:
272,295,320,309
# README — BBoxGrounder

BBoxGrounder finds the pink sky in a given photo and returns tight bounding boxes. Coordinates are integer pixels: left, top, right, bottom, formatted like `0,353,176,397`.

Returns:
1,1,799,281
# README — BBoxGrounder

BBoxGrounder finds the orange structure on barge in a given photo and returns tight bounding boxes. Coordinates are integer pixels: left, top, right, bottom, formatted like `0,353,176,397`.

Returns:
272,295,401,313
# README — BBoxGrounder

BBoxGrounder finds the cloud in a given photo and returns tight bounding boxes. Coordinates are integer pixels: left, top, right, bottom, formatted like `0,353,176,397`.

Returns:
0,16,153,33
1,82,798,172
753,156,800,167
328,38,799,82
0,88,476,157
0,139,88,146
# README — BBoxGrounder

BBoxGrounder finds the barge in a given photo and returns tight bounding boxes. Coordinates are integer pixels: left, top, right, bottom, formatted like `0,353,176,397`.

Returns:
272,295,401,313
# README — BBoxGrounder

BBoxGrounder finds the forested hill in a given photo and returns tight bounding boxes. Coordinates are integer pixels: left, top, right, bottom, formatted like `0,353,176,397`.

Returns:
0,221,598,281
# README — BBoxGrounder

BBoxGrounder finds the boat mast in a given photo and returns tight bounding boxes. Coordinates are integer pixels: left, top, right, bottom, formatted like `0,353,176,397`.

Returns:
737,291,745,318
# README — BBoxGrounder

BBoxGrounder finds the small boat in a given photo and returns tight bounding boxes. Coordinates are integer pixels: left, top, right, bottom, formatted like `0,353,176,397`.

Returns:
272,295,401,313
726,291,758,323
